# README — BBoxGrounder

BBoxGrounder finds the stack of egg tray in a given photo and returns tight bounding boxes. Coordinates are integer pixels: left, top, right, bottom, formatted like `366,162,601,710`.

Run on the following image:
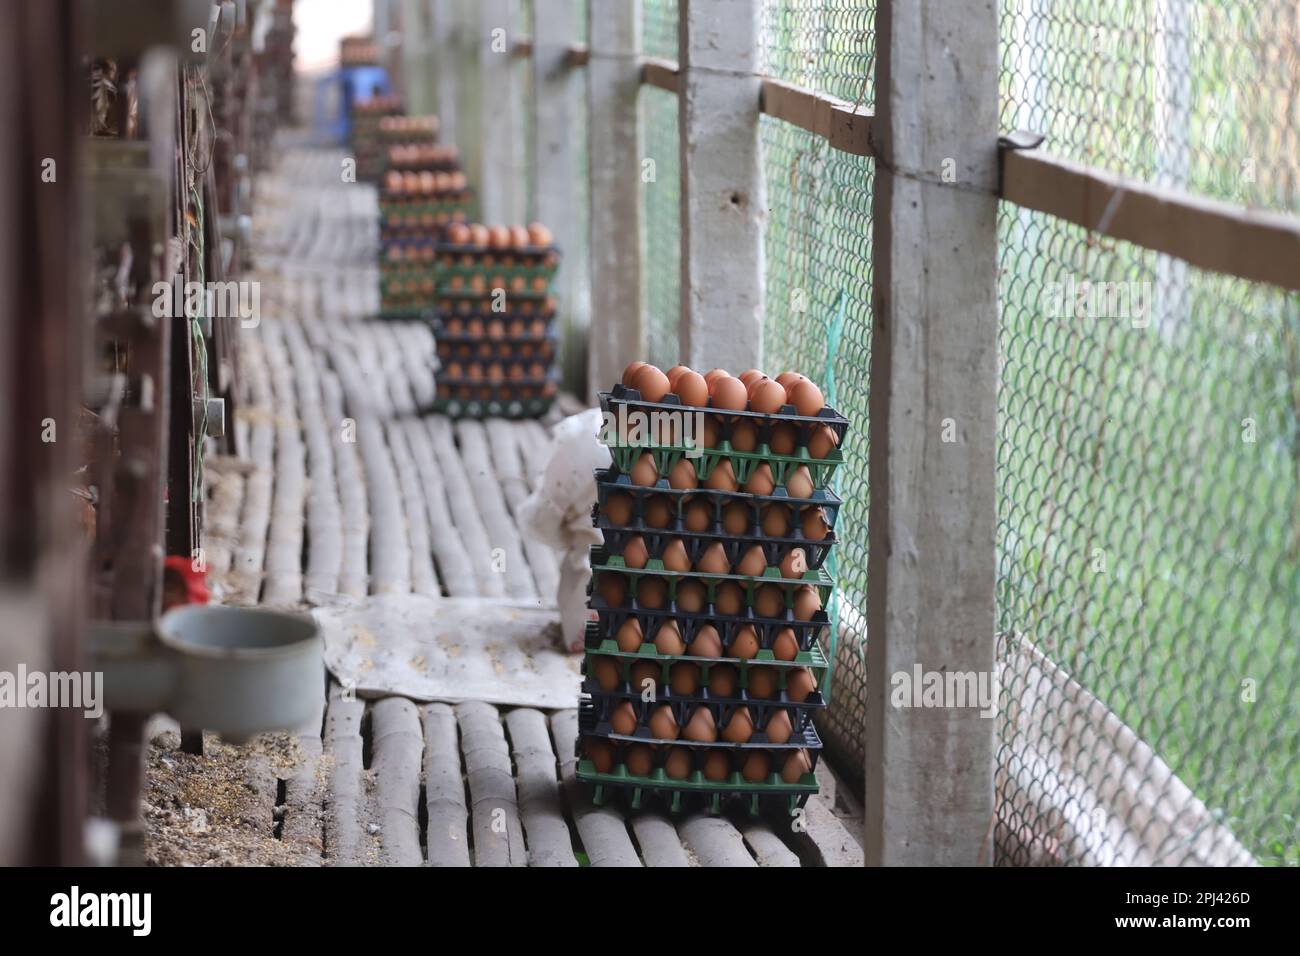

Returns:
349,96,402,180
576,383,851,817
361,114,439,180
429,239,562,418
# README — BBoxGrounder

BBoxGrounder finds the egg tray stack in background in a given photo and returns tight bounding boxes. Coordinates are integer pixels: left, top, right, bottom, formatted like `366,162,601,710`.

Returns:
429,223,562,419
576,368,850,817
349,95,403,182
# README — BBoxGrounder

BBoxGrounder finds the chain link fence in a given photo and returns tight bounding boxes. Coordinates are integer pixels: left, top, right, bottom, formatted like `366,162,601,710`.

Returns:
996,0,1299,866
758,0,876,799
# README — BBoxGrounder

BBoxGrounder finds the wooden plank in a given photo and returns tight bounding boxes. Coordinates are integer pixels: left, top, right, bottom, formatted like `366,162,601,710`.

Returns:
678,0,765,371
454,419,537,600
737,818,802,867
640,56,679,93
586,0,644,401
457,701,526,866
421,702,471,866
629,814,691,867
760,77,873,157
385,420,440,597
318,359,370,599
864,0,999,866
484,419,560,600
323,681,371,866
279,667,326,865
504,708,577,867
357,417,411,595
401,419,480,597
230,334,273,604
549,709,641,866
260,318,306,606
678,814,757,867
426,417,507,596
369,697,425,866
1002,146,1300,293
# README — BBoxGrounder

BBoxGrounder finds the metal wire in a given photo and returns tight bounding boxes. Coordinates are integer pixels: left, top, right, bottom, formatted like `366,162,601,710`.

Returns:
996,0,1300,865
641,0,681,371
759,0,876,797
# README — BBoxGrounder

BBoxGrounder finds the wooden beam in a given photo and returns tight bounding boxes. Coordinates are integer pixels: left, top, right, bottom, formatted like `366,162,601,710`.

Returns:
678,0,765,371
532,0,585,395
864,0,999,866
760,77,873,157
1002,146,1300,293
477,0,524,223
586,0,643,399
639,56,679,93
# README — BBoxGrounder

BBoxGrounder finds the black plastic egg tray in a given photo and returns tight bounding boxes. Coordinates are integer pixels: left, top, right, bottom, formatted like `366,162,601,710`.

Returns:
580,671,827,727
594,518,836,572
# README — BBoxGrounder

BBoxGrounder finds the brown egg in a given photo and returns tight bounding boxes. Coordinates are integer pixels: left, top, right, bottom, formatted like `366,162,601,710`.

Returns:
632,364,671,403
775,370,804,390
683,706,717,742
445,220,470,244
467,223,490,248
622,361,647,386
766,708,794,744
786,465,814,499
801,506,831,540
754,583,785,618
649,704,679,740
665,364,691,387
735,545,767,577
670,661,700,695
750,378,788,414
653,619,685,656
631,660,660,693
730,420,759,451
738,369,765,388
598,573,627,607
675,579,706,613
722,501,750,535
808,424,839,459
684,499,713,532
383,170,403,193
782,748,813,783
622,535,649,569
585,738,615,773
787,667,817,702
637,576,668,609
744,463,776,496
788,379,825,417
590,655,621,691
703,750,730,782
527,221,553,246
668,458,698,489
672,370,709,407
616,617,644,653
604,492,634,525
509,224,531,248
611,700,638,735
710,375,749,411
704,458,738,492
731,624,760,659
661,538,692,572
772,628,800,661
702,417,721,448
625,743,654,777
696,542,731,575
793,585,821,621
630,451,658,487
770,422,798,455
742,750,771,783
687,624,722,657
707,664,738,697
643,496,673,529
715,582,745,616
488,225,512,249
779,548,808,579
664,747,692,780
747,666,778,699
703,368,729,387
721,706,754,743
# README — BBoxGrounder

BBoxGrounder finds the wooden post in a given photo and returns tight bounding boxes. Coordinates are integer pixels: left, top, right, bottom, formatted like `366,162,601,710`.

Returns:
677,0,765,371
532,0,586,396
429,0,459,144
864,0,1000,865
477,0,523,223
586,0,643,398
